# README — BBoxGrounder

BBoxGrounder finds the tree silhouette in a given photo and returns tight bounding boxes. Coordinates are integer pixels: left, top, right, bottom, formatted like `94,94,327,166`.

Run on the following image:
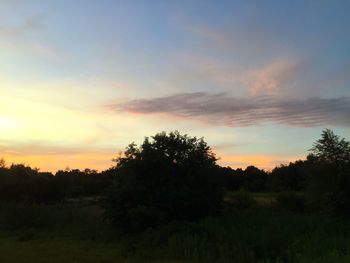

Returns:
104,131,223,231
0,158,5,169
307,129,350,217
309,129,350,165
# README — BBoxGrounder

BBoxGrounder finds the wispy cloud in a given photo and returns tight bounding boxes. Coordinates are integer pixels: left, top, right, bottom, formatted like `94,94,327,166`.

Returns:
0,139,118,156
0,16,60,59
248,59,299,95
111,92,350,127
169,54,301,96
0,16,41,36
178,13,292,60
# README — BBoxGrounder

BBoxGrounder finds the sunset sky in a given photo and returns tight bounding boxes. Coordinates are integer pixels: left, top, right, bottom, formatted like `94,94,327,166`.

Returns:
1,0,349,172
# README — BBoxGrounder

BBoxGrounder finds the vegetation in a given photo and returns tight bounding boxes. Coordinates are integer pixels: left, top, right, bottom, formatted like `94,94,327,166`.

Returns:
0,164,113,203
1,202,350,263
309,129,350,165
0,129,349,262
306,129,350,217
104,131,223,231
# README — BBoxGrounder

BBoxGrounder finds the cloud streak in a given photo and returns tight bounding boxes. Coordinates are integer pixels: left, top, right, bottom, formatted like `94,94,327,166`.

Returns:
0,16,60,59
111,93,350,127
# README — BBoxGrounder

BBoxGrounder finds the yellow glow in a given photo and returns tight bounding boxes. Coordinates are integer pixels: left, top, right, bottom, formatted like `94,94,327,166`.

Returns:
1,92,91,142
0,79,305,172
0,117,21,129
1,151,117,172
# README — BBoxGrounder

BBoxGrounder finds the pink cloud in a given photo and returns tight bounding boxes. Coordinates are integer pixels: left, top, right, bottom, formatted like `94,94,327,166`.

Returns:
247,59,299,95
171,54,300,96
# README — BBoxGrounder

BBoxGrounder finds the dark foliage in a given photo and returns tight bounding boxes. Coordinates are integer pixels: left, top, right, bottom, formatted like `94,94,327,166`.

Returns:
243,165,268,192
0,164,63,203
328,165,350,218
54,168,112,198
275,192,306,213
229,189,256,209
104,131,223,231
306,130,350,217
0,164,113,203
221,166,268,192
1,128,349,222
309,129,350,165
221,167,245,191
268,160,308,192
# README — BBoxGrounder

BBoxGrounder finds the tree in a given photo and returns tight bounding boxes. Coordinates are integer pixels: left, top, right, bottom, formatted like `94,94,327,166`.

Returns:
307,129,350,217
104,131,223,231
269,161,308,192
309,129,350,165
243,166,268,192
0,158,5,169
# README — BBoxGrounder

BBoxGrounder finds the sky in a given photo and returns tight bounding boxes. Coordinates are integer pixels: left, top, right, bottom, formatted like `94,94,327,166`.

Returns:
0,0,349,172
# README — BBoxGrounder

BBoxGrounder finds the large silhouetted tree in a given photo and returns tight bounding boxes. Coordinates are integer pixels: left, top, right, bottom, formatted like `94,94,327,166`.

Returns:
307,129,350,217
104,131,223,231
309,129,350,165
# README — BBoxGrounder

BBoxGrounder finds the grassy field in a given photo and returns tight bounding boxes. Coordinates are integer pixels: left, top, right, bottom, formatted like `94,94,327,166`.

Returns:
225,191,278,205
1,193,350,263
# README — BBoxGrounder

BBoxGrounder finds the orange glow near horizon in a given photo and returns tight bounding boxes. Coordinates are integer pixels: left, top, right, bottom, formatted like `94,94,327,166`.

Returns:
0,151,304,173
218,154,305,171
1,151,117,172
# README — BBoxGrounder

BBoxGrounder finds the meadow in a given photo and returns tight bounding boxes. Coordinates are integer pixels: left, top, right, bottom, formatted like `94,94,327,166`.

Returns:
1,130,349,262
1,192,350,263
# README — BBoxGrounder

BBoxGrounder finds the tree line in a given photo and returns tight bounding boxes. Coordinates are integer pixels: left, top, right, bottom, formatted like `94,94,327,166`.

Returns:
0,129,349,230
0,164,114,203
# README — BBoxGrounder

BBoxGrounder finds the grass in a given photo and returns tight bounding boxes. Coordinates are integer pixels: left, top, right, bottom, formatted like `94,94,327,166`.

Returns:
252,192,278,205
0,194,350,263
225,191,305,206
0,237,121,263
225,191,277,206
0,203,185,263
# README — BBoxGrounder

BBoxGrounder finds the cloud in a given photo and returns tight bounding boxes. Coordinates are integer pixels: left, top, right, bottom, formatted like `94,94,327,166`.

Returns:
111,92,350,127
248,59,299,95
179,15,292,61
0,139,117,156
0,16,59,59
169,54,301,96
0,16,41,34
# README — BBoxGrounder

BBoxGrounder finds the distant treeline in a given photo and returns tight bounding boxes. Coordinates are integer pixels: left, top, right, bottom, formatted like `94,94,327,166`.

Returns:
221,161,307,192
0,154,343,203
0,129,349,208
0,164,114,203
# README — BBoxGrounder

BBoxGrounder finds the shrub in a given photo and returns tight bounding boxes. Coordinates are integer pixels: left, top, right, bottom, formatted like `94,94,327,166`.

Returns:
0,203,54,230
275,192,306,213
327,166,350,218
230,189,256,209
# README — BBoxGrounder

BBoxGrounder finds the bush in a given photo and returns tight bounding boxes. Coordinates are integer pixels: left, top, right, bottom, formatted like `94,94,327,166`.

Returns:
104,131,223,232
0,203,54,230
275,192,306,213
305,162,350,217
327,166,350,218
230,190,256,209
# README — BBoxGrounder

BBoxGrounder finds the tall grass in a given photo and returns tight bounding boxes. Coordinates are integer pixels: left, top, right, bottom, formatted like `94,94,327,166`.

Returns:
1,202,350,263
119,209,350,263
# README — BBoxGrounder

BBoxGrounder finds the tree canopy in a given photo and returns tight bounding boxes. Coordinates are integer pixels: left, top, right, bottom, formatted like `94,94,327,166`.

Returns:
307,129,350,217
104,131,223,231
309,129,350,165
